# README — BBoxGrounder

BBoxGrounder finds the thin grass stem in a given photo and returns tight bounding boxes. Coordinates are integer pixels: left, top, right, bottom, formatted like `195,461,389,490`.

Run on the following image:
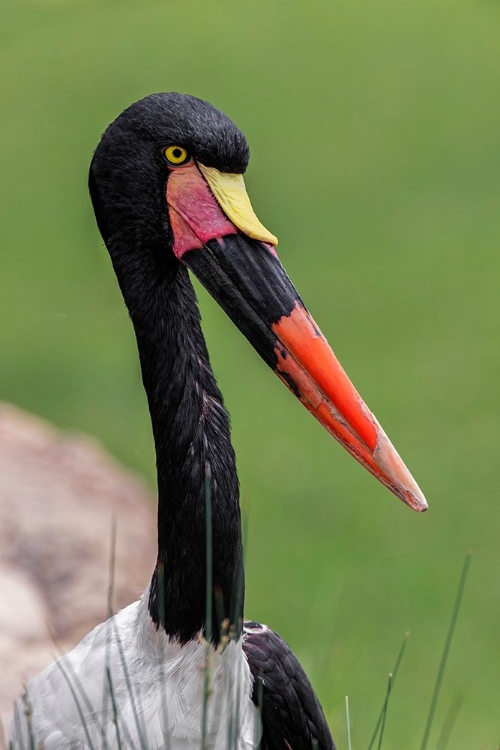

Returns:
225,492,247,749
11,702,23,750
106,665,138,750
110,616,145,750
204,462,213,645
225,628,238,750
376,673,393,750
107,514,118,619
0,714,6,750
436,692,464,750
231,665,242,750
202,463,213,750
53,659,97,750
224,494,247,749
420,550,472,750
234,492,249,640
107,667,123,750
20,691,35,750
101,516,118,750
345,696,352,750
253,670,264,750
367,631,409,750
48,629,112,748
156,562,171,749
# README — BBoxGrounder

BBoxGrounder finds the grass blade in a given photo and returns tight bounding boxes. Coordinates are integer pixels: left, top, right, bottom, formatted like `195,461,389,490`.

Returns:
156,561,172,749
204,462,213,645
53,659,97,750
0,715,6,750
367,631,409,750
101,516,118,750
110,617,145,750
107,514,118,619
376,673,392,750
20,691,35,750
232,493,248,641
107,667,123,750
253,669,264,750
420,550,472,750
436,692,464,750
48,630,111,746
202,462,213,749
345,696,352,750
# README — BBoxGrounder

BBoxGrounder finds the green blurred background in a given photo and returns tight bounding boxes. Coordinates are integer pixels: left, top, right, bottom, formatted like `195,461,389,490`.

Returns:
2,0,499,747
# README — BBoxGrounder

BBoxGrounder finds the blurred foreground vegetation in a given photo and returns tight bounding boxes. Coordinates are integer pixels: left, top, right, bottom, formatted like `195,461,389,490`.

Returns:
2,0,500,747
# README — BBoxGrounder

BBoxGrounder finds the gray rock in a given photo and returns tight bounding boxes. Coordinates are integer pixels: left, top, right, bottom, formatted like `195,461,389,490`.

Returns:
0,403,156,734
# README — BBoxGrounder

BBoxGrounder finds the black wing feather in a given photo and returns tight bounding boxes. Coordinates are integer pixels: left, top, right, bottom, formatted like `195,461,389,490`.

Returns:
243,622,336,750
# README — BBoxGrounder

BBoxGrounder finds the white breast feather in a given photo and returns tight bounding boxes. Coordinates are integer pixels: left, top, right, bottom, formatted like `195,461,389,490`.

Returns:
9,588,258,749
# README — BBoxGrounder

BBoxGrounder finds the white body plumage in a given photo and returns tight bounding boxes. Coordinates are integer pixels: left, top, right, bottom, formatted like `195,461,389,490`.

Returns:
10,588,258,750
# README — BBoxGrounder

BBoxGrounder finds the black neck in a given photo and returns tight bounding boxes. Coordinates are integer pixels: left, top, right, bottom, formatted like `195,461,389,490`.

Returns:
113,243,244,644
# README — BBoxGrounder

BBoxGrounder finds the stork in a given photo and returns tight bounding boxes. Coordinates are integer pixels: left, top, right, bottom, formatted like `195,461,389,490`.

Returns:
10,93,427,749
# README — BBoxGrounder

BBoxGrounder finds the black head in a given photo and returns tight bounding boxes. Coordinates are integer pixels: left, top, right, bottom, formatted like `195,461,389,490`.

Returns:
89,92,249,248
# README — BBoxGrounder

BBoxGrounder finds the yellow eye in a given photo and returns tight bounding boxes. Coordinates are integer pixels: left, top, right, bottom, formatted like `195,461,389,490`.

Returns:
163,145,189,166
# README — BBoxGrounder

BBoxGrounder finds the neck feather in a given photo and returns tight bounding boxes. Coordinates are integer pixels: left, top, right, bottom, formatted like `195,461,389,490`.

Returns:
114,246,244,644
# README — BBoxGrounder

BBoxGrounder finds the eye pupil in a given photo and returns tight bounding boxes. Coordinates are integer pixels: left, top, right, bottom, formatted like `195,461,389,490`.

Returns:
173,148,182,158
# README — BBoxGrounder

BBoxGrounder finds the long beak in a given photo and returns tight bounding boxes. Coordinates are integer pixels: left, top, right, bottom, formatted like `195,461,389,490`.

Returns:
167,163,428,512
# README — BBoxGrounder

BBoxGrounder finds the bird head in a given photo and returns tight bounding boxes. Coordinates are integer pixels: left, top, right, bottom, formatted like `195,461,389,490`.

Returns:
89,92,427,513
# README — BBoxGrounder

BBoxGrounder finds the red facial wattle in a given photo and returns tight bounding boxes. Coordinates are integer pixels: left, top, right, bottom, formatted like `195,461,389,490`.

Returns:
167,163,238,259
